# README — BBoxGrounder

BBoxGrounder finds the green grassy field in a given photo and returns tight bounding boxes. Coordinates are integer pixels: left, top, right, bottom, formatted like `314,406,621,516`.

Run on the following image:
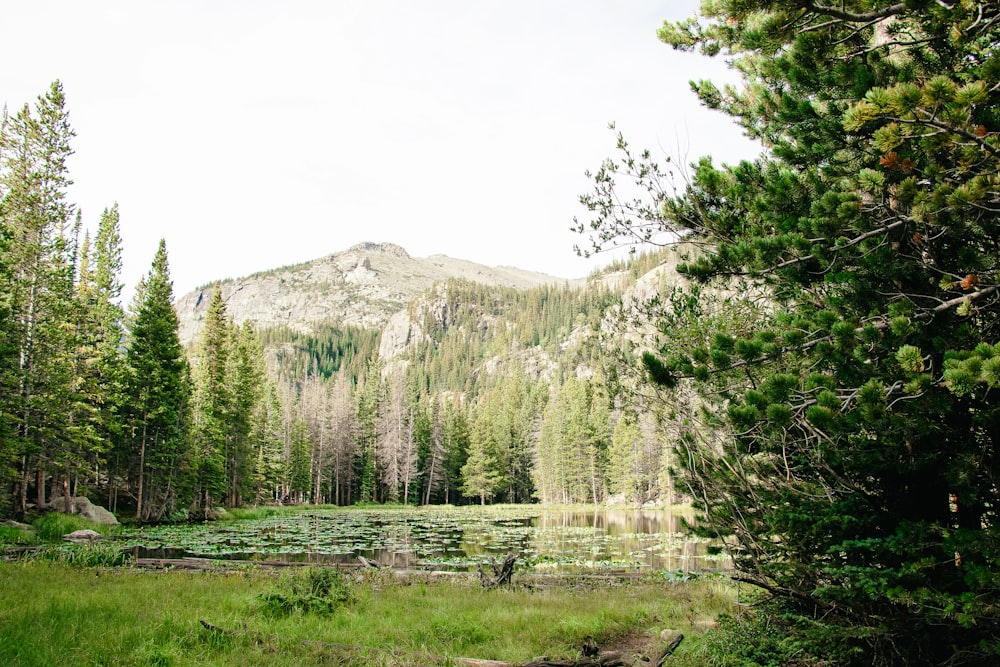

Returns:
0,560,737,666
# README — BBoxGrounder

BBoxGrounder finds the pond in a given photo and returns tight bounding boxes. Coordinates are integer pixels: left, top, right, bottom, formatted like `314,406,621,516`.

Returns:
117,505,730,573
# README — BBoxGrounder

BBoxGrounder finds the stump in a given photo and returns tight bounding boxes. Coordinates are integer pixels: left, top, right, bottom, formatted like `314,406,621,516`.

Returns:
478,552,517,588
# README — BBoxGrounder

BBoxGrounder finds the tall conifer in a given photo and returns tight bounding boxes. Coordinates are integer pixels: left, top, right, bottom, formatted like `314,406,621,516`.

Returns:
191,287,230,514
123,239,188,520
0,81,80,514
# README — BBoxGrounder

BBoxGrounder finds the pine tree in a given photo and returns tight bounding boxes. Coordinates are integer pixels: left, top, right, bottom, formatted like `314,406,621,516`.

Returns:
608,410,642,504
461,418,503,506
73,205,126,503
440,394,469,505
580,2,1000,662
0,81,81,515
532,376,609,504
532,391,563,504
190,287,230,515
123,239,188,521
355,360,383,503
224,322,266,506
251,383,284,504
299,372,329,504
413,394,438,506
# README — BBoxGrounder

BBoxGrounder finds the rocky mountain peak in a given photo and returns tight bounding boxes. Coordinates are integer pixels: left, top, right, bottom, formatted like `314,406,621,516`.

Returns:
174,242,576,345
347,241,410,258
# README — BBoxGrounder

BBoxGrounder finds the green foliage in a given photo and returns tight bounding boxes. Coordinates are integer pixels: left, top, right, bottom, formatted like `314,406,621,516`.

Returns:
686,602,876,667
27,541,134,568
31,512,111,541
532,375,610,504
0,524,37,545
222,506,281,521
0,81,91,516
122,239,190,521
462,369,545,504
257,567,353,616
579,1,1000,663
259,322,379,385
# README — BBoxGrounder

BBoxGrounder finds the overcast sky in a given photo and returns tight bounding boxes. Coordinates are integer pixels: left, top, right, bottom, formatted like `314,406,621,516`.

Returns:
5,1,759,301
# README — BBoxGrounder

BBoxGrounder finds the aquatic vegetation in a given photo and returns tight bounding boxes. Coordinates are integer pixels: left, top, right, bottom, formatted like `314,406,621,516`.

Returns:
117,505,726,572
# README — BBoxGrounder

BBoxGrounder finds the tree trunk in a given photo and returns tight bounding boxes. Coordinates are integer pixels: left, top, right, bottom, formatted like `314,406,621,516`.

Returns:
36,465,46,507
62,475,71,514
423,446,438,505
18,462,29,517
136,422,147,520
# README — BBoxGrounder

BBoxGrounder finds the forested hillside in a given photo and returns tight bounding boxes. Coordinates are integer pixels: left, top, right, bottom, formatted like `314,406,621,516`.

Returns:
240,271,680,509
0,80,691,520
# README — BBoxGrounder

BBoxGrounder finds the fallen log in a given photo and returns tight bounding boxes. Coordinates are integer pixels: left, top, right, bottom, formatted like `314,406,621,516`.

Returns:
651,633,684,666
199,619,637,666
135,557,361,571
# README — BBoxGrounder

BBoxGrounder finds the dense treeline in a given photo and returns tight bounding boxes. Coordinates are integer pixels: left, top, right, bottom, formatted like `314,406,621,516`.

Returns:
0,81,124,518
0,82,682,519
265,276,677,508
259,323,378,384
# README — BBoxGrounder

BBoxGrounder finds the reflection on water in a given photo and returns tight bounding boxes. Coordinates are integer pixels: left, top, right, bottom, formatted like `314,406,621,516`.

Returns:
126,507,728,573
528,509,714,572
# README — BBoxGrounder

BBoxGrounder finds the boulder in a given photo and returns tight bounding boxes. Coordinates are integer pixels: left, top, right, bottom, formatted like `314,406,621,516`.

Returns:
2,519,34,532
204,506,229,521
660,628,684,647
63,529,103,544
46,496,119,525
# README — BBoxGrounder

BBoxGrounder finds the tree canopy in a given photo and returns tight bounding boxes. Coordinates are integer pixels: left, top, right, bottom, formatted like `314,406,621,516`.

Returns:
579,1,1000,664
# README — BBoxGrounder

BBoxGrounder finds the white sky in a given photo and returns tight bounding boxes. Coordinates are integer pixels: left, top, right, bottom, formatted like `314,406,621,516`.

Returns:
4,1,759,301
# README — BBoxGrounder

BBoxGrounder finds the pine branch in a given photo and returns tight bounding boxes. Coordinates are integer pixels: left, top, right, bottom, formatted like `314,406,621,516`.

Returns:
799,1,906,23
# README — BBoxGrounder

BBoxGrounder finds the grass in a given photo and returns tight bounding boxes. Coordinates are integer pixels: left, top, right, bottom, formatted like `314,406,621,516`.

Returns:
30,512,116,541
0,524,38,546
0,513,131,568
2,512,123,554
0,561,738,666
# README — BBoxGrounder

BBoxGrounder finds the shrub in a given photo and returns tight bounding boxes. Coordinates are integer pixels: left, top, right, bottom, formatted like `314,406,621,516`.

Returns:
257,567,353,616
165,508,190,523
222,507,278,521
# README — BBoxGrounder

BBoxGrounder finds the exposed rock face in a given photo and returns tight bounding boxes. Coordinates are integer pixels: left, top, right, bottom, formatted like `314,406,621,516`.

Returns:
45,496,120,525
175,242,575,345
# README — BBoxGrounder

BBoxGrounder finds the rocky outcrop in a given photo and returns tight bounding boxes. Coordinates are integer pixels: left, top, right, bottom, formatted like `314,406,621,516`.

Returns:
2,519,33,531
378,308,423,362
45,496,120,525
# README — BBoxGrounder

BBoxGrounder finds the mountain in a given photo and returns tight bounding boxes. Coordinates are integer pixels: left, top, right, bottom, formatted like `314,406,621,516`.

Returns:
174,242,579,345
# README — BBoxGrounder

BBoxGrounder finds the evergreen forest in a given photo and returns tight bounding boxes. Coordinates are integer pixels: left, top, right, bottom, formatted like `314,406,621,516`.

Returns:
3,1,1000,663
0,84,680,521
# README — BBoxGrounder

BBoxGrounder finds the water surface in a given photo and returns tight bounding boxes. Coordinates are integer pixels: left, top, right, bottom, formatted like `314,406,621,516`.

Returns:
120,505,727,572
